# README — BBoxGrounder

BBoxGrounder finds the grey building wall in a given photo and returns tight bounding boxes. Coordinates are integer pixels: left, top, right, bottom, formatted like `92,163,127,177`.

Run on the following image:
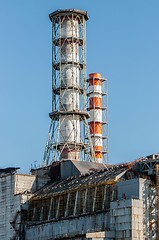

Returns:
0,172,48,240
25,212,110,240
117,178,150,200
24,177,152,240
110,199,144,239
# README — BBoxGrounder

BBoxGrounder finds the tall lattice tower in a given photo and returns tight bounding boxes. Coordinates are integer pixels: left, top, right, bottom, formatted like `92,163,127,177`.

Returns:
43,9,90,165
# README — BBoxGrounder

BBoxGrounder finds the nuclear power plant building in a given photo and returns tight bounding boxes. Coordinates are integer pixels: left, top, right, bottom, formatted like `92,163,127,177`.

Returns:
0,9,159,240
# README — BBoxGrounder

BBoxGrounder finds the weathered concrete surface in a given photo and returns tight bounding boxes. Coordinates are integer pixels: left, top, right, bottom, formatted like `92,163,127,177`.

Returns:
0,172,48,240
25,212,110,240
0,173,35,240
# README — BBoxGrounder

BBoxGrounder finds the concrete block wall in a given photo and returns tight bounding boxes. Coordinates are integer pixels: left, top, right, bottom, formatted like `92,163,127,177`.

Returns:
0,173,39,240
110,199,143,240
131,200,144,239
0,174,21,239
14,174,36,194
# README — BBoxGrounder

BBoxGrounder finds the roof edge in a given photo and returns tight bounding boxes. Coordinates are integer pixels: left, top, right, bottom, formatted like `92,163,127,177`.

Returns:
49,9,89,21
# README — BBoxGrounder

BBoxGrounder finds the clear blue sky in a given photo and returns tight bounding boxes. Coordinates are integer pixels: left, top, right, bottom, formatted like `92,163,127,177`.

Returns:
0,0,159,173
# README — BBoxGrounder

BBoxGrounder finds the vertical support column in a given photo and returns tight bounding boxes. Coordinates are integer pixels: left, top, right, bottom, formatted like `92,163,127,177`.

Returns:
56,196,60,219
40,206,43,221
92,187,97,212
73,191,79,216
48,197,53,220
32,208,36,221
83,188,88,214
102,185,107,210
65,192,70,217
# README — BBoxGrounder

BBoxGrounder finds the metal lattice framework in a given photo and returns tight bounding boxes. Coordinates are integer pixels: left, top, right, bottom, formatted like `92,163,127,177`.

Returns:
43,9,96,165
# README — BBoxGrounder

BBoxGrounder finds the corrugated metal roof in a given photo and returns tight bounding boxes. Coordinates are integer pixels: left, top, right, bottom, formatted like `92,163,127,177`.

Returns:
32,166,127,199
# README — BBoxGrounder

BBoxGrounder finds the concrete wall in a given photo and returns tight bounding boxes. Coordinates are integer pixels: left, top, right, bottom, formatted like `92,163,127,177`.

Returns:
116,178,152,239
25,212,110,240
25,198,144,240
24,178,151,240
0,174,20,239
110,199,143,240
15,174,36,194
0,173,38,240
117,178,150,200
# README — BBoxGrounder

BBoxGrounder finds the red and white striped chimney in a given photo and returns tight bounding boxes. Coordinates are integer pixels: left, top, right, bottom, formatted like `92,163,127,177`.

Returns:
88,73,107,163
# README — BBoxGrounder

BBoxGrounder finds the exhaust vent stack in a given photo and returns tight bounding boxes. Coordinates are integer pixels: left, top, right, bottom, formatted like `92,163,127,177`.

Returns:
87,73,108,163
43,9,89,165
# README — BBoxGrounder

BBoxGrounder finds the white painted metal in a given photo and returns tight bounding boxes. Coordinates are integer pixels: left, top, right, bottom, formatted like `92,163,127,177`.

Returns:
91,137,103,147
89,93,102,98
60,116,80,143
90,85,102,93
60,90,79,111
61,19,79,39
90,109,102,122
61,43,79,62
61,66,79,87
59,18,80,155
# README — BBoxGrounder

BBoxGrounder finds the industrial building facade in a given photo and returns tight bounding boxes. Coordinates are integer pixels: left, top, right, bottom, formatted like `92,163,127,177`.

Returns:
0,157,158,239
0,8,159,240
24,162,152,240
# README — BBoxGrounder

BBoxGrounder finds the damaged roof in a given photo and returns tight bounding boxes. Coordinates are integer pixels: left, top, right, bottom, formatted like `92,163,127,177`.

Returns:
32,166,128,199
